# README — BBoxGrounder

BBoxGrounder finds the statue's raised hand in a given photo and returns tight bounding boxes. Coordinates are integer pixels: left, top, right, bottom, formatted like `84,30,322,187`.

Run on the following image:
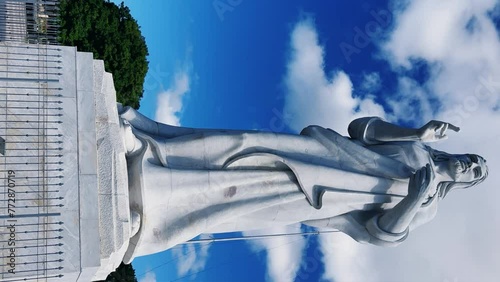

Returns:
407,164,435,201
417,120,460,142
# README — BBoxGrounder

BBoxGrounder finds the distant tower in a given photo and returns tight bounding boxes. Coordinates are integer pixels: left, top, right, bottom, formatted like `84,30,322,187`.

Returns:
0,0,59,44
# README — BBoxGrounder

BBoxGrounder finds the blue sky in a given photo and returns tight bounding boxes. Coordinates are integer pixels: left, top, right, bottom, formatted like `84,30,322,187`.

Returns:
110,1,500,281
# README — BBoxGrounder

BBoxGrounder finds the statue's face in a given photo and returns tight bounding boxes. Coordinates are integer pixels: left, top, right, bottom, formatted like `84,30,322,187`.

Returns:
448,154,487,182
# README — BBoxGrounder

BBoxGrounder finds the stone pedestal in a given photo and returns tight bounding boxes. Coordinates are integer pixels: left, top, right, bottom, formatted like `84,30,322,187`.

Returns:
0,42,130,281
91,55,131,281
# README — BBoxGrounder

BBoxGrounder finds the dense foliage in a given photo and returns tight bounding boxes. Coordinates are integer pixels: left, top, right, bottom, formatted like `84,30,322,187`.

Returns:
58,0,149,108
98,263,138,282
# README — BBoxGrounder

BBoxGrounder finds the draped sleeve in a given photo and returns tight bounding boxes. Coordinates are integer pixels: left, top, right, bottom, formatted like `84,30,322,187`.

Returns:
303,211,408,247
348,116,382,145
303,193,440,247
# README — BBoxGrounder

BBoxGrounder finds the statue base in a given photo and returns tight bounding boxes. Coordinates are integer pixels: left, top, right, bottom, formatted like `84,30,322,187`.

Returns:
0,43,131,281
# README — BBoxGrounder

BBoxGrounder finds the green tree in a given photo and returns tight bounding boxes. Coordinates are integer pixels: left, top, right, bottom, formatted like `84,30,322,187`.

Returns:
58,0,149,109
97,262,138,282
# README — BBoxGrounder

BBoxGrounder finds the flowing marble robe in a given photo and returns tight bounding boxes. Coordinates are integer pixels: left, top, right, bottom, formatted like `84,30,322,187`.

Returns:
119,107,440,263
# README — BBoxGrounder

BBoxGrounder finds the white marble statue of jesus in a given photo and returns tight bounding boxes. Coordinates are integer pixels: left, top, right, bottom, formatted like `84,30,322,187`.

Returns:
117,105,488,263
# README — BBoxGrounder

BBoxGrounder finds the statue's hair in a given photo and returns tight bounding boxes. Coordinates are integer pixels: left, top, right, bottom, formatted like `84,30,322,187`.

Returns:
426,146,489,199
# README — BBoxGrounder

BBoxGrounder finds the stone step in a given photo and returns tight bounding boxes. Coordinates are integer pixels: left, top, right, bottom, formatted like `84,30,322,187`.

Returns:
92,60,131,281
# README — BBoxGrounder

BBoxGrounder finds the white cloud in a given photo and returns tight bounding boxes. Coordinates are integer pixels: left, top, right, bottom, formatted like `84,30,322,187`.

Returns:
382,0,500,119
171,235,211,279
154,71,190,126
320,233,378,282
139,271,157,282
383,0,500,70
386,76,434,123
283,18,386,135
243,225,306,282
360,72,382,93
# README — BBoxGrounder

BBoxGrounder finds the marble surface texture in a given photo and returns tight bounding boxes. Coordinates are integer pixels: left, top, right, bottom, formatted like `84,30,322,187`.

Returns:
0,42,130,281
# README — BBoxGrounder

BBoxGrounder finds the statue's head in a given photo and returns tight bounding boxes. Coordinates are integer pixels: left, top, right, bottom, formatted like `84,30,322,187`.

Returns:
429,148,489,198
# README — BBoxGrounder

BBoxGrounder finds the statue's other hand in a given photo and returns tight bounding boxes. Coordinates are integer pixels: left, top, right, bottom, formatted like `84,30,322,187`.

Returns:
417,120,460,142
407,164,434,201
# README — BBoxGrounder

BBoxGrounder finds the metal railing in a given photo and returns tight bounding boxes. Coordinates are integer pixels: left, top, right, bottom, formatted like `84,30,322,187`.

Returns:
0,43,64,281
0,1,64,278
